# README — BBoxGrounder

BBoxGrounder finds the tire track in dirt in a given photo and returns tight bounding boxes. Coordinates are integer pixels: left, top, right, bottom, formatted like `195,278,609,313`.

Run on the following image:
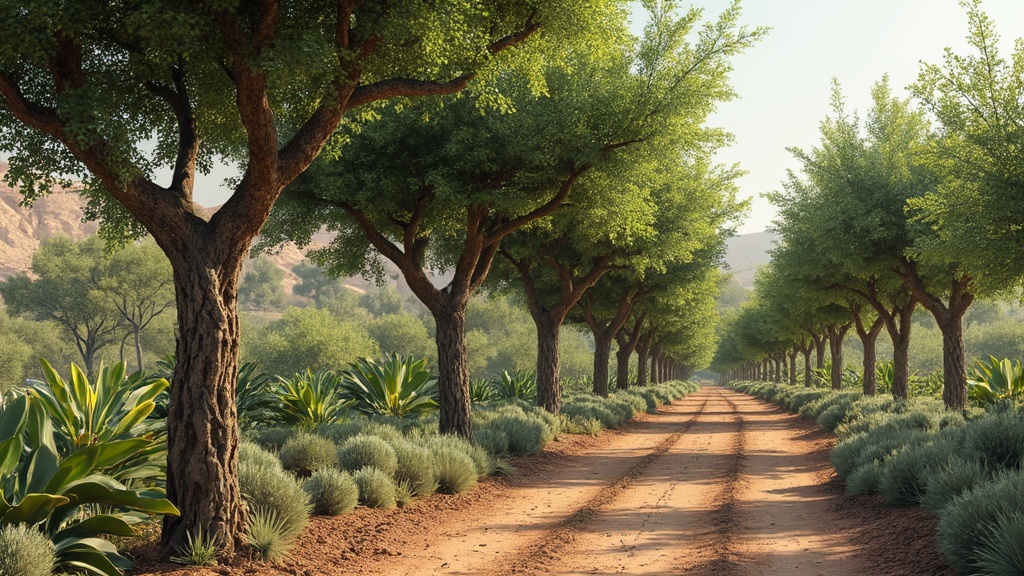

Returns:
539,386,746,576
492,394,712,575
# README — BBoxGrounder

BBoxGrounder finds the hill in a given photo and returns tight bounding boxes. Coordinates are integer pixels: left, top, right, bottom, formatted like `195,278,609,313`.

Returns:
723,231,776,288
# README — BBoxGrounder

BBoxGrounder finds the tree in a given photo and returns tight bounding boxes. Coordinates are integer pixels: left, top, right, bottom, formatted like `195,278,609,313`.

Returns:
261,2,760,428
239,257,286,311
0,0,583,552
910,0,1024,292
292,259,349,308
98,239,176,371
244,306,378,377
1,236,122,373
775,79,978,407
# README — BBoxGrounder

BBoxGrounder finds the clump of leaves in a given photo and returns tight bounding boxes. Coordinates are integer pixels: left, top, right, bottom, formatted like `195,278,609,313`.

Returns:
246,507,296,564
170,529,219,566
279,432,338,476
337,434,398,475
341,353,438,418
303,469,358,516
0,524,57,576
353,466,397,508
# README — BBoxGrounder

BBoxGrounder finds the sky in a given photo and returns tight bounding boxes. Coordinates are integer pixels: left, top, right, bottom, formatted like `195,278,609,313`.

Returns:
678,0,1024,234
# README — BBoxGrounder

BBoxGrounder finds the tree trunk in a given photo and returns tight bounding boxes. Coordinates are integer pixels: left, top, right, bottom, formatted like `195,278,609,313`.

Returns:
892,331,911,400
802,347,812,387
813,334,826,371
592,331,613,398
788,349,798,387
434,298,473,437
773,355,782,384
637,336,652,387
535,314,562,413
853,315,883,397
937,311,969,411
615,334,633,391
134,326,145,372
894,262,974,409
827,324,851,390
861,332,878,396
163,257,246,554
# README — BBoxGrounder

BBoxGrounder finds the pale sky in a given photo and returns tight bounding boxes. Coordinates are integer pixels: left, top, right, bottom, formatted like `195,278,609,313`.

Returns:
686,0,1024,233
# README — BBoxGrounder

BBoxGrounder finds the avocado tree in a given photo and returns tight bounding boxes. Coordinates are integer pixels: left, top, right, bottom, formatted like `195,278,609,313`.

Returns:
0,0,585,552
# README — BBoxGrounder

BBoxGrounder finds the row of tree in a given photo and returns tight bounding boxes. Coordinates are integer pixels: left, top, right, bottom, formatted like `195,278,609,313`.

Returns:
0,1,758,554
713,1,1024,412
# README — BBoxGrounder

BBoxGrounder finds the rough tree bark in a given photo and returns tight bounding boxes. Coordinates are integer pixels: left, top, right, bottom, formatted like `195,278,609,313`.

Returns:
826,322,852,390
835,278,916,399
788,348,798,387
895,260,974,410
851,305,884,396
637,332,654,387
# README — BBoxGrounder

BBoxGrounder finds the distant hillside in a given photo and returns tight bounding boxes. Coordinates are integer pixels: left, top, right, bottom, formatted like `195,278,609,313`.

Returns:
0,166,98,279
723,231,776,288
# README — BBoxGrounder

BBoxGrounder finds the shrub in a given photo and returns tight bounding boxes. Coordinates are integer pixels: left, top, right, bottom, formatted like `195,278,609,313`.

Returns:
426,434,491,476
279,433,338,476
831,429,929,478
563,415,602,435
353,466,398,508
314,420,368,444
431,446,478,494
845,461,883,495
490,413,549,455
303,468,358,516
0,524,57,576
937,469,1024,572
337,435,398,475
246,507,295,564
921,458,992,512
473,427,510,456
238,456,310,540
391,440,436,497
878,441,952,506
240,439,285,471
963,410,1024,472
253,426,295,452
358,421,405,443
973,512,1024,576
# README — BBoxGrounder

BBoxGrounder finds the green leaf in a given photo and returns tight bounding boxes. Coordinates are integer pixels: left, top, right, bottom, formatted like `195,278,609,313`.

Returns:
54,513,137,539
0,436,24,478
1,492,70,524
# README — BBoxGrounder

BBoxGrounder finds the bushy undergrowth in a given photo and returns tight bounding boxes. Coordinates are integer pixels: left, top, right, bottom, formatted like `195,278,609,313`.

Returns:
391,440,436,496
353,466,398,508
279,432,338,476
734,380,1024,574
304,468,359,516
238,442,311,540
246,507,295,564
337,435,399,475
430,446,479,494
0,524,57,576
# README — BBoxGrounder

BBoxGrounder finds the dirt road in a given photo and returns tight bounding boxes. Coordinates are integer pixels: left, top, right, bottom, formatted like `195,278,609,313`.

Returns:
135,386,952,576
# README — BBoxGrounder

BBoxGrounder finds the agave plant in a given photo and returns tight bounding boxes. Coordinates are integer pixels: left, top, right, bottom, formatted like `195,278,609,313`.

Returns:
275,369,352,428
0,393,178,576
235,362,279,430
28,360,167,456
469,378,495,403
341,354,438,418
969,355,1024,405
490,369,537,401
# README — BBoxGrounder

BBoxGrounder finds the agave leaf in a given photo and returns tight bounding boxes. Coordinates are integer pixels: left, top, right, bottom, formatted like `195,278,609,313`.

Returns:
0,436,23,478
0,394,29,441
54,513,137,540
2,492,70,524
